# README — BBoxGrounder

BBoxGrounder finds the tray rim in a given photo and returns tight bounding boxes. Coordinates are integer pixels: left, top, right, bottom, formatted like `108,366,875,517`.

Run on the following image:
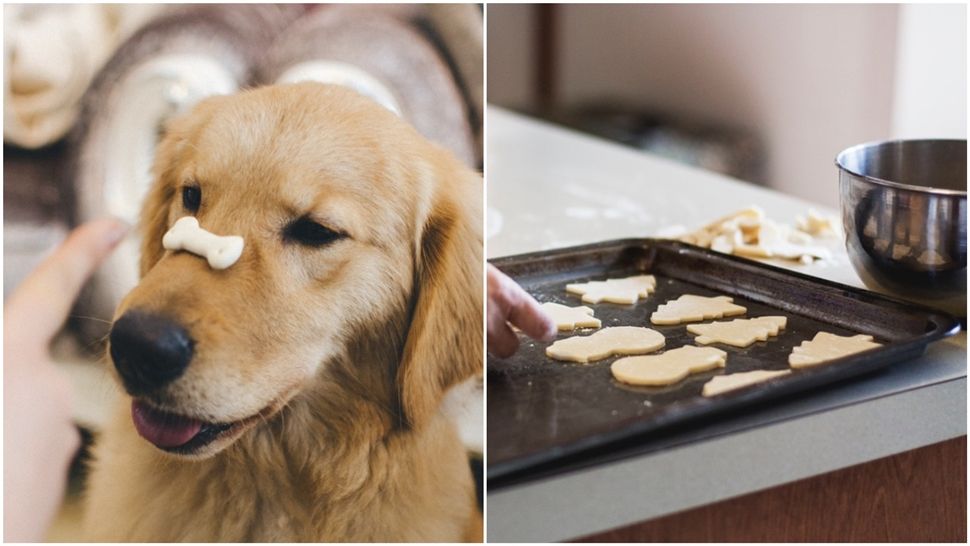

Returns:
487,238,961,485
491,238,960,330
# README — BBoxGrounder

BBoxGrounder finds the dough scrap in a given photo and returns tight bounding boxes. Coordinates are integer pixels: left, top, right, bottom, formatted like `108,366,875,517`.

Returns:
796,209,838,237
702,369,791,397
687,316,787,347
541,302,602,331
679,206,765,248
676,206,835,264
565,274,656,304
546,326,665,363
611,345,727,386
730,219,832,262
650,295,747,325
788,332,881,368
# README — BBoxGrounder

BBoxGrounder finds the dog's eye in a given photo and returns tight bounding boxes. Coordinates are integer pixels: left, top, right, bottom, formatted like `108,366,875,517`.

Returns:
284,217,345,247
182,186,201,212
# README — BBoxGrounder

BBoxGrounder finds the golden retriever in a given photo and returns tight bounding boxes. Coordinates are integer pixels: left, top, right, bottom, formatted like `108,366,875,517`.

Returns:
81,83,483,542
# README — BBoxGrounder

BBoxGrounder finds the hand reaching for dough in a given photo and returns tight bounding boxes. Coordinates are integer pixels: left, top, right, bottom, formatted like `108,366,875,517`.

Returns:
4,218,128,542
487,264,556,357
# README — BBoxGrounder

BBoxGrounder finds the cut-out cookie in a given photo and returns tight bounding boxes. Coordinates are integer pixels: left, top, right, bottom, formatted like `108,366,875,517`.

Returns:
546,326,664,363
687,316,787,347
650,295,746,325
789,332,881,368
565,274,656,304
541,302,602,331
702,369,791,397
611,345,727,386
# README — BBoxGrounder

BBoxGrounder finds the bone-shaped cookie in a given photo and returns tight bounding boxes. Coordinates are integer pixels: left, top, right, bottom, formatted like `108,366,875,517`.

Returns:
162,216,244,270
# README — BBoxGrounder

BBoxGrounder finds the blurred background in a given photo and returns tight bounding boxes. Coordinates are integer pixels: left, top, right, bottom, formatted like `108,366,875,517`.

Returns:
6,3,482,314
487,3,967,208
3,4,483,539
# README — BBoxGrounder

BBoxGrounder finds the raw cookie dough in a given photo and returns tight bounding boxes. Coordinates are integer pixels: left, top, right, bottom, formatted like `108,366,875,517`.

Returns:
541,302,602,331
565,274,656,304
677,205,835,264
796,209,838,237
788,332,882,368
679,206,764,248
611,345,727,386
702,369,791,397
651,295,747,325
687,316,787,347
546,326,665,363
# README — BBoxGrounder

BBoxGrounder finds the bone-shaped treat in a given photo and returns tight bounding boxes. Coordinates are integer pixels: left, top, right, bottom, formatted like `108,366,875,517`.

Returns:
162,216,244,270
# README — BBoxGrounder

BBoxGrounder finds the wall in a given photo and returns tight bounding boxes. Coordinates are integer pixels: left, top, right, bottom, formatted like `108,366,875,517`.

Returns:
487,4,967,208
553,4,901,208
892,3,967,138
486,3,536,110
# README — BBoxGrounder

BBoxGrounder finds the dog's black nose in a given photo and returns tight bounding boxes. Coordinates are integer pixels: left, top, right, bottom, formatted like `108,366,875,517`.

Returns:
109,311,194,395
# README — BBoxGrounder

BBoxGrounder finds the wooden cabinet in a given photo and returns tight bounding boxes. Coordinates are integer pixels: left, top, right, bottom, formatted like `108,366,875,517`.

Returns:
577,437,966,542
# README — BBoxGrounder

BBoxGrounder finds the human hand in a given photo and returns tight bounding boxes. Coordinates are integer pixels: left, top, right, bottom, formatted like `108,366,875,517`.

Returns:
3,218,128,542
486,264,556,358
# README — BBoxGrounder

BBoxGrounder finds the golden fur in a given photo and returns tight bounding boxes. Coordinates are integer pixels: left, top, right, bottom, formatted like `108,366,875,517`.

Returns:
82,83,483,541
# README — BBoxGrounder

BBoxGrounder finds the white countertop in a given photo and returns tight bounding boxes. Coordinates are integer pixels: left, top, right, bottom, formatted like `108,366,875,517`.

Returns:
485,107,966,542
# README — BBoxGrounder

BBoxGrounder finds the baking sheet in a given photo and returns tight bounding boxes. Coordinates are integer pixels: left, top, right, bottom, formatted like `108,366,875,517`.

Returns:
487,239,959,484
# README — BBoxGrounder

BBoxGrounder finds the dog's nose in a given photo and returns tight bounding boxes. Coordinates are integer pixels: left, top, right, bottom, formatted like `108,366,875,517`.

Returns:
109,311,194,395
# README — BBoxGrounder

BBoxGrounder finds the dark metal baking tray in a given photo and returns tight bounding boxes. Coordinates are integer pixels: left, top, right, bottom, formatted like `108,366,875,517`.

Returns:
487,239,960,484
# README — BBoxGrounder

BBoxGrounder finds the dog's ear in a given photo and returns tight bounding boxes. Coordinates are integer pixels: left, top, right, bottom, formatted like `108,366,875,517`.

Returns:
398,158,483,429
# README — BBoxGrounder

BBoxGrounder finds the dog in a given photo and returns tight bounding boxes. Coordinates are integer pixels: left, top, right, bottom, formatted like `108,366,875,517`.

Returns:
81,82,483,542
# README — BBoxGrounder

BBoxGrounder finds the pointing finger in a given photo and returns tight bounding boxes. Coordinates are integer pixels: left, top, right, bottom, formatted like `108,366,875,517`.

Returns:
5,218,129,346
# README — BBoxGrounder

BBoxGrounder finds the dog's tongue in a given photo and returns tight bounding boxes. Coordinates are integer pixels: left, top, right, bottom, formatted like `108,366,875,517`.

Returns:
131,400,203,448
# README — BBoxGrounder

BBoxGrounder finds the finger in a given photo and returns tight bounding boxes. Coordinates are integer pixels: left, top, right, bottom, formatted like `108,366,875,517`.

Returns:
487,318,520,358
488,264,557,343
6,218,128,344
504,283,557,342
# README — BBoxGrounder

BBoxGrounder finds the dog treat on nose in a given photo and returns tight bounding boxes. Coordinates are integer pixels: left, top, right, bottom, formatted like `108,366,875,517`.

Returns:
162,216,244,270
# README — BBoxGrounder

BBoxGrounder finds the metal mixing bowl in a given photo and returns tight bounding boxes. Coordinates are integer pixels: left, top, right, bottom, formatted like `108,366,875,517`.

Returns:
837,139,967,317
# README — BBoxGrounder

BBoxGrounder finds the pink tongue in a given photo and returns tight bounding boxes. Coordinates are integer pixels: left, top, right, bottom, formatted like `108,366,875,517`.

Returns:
131,400,204,448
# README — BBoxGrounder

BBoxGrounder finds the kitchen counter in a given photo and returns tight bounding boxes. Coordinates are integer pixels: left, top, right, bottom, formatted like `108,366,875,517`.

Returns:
485,107,966,542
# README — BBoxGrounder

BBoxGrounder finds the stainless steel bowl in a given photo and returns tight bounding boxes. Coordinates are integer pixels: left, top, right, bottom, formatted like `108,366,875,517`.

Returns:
837,139,966,317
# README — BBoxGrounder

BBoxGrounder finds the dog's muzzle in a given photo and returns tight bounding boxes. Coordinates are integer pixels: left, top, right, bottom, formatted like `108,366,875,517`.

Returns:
109,310,194,396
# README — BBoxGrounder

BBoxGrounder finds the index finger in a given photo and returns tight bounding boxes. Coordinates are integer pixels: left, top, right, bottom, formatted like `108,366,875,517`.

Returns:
506,290,557,342
494,270,556,342
5,219,128,344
